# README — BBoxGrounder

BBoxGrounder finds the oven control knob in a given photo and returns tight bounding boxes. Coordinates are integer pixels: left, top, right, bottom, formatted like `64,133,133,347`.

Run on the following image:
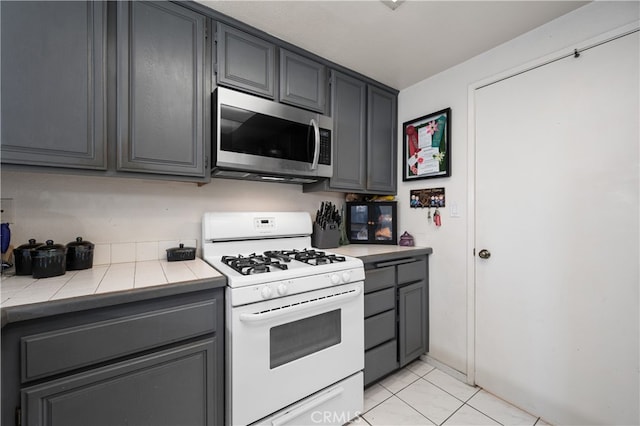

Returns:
331,274,340,285
342,271,351,282
277,283,288,296
260,286,273,299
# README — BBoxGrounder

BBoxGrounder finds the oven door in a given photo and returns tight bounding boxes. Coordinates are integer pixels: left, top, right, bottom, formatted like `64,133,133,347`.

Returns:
228,281,364,426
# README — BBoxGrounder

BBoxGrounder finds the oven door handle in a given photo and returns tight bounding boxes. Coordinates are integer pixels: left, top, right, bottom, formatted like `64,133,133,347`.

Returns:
239,287,362,324
270,385,345,426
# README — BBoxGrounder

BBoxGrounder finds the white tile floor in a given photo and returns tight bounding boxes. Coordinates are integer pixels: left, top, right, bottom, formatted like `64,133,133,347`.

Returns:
354,359,548,426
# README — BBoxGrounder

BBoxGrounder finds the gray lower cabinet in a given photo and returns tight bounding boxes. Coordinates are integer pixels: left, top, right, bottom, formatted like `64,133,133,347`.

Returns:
363,254,429,386
0,1,107,170
279,49,327,113
117,1,209,178
398,280,428,366
1,288,224,426
304,70,397,195
22,339,216,426
215,22,276,98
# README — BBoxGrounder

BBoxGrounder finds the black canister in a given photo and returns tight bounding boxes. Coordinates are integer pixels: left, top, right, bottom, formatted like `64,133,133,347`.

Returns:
31,240,67,278
166,243,196,262
66,237,94,270
13,239,44,275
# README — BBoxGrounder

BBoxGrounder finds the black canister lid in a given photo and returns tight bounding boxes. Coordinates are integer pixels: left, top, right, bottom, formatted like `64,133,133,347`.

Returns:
167,243,195,253
34,240,67,254
66,236,94,250
16,239,43,250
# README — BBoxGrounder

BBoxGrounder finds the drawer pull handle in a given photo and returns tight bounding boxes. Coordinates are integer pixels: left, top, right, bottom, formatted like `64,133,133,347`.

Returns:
374,258,417,268
271,385,345,426
240,287,362,324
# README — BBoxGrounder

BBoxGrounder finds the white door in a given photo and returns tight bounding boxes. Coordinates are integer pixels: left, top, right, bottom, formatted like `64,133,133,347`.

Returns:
475,30,639,425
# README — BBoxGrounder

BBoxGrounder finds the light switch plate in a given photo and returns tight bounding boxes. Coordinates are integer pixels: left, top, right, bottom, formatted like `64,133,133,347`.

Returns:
0,198,15,223
450,202,460,218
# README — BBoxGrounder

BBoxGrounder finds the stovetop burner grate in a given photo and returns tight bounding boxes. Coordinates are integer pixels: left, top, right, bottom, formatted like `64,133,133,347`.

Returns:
221,253,289,276
221,249,347,275
265,249,346,266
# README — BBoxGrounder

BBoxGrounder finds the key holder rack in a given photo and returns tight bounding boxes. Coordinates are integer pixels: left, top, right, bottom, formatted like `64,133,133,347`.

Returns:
410,188,445,208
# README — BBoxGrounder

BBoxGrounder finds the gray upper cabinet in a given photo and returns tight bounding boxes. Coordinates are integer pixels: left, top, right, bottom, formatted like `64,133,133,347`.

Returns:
304,71,397,194
367,86,397,194
117,1,209,178
216,23,275,98
0,1,107,170
327,71,367,190
279,49,327,113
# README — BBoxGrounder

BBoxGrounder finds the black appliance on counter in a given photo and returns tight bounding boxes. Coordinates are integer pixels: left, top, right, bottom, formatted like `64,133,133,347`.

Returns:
346,201,398,244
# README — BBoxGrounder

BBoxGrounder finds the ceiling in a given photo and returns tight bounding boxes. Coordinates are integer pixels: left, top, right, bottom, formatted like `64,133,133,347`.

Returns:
197,0,588,90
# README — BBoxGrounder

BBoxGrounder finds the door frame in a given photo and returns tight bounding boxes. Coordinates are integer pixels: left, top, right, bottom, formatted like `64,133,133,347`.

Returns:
464,21,640,386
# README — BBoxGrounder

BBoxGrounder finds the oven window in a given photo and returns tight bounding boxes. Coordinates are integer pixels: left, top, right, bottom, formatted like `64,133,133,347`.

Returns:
270,310,341,369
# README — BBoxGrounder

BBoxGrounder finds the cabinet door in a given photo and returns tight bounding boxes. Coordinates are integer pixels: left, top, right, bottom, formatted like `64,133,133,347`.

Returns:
398,280,428,367
117,1,208,178
366,85,397,194
1,1,107,169
216,23,275,98
280,49,326,112
22,339,219,426
329,71,367,190
347,203,370,242
370,202,397,243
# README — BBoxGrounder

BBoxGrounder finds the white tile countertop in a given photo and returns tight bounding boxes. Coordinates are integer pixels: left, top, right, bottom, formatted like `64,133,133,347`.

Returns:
0,258,223,309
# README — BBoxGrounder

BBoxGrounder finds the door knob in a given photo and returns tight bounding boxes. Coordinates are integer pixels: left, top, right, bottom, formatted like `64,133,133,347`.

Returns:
478,249,491,259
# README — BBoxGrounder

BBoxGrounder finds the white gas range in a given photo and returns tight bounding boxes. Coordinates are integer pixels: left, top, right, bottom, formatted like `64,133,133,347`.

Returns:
202,212,364,426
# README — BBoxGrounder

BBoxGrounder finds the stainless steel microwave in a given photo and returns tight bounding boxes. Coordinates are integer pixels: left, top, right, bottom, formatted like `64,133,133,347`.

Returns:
212,87,333,183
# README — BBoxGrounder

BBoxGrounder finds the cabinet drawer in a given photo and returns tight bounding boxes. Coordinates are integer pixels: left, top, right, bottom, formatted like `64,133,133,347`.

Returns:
364,287,395,318
364,339,398,386
397,258,427,284
365,310,395,350
21,299,217,382
364,266,394,293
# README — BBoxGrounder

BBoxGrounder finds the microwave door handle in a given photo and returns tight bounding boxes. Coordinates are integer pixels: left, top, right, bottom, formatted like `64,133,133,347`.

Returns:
310,118,320,170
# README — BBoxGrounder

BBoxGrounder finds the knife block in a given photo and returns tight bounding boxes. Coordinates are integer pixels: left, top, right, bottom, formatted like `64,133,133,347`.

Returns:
312,222,340,249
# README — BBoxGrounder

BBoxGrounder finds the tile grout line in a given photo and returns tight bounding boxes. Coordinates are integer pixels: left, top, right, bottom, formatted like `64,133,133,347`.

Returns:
421,370,482,404
363,363,542,426
393,391,443,426
363,394,436,426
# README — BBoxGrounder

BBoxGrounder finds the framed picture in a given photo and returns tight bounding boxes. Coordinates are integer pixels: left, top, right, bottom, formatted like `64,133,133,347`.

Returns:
402,108,451,181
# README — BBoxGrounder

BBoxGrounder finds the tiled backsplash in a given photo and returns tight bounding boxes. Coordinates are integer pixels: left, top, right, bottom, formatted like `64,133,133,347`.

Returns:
93,240,198,265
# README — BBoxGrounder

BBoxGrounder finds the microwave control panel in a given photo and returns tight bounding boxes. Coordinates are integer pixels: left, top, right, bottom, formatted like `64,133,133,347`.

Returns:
319,129,331,165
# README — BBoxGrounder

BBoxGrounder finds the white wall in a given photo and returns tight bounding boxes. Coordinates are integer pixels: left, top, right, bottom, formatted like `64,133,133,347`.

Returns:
0,171,343,250
397,1,640,374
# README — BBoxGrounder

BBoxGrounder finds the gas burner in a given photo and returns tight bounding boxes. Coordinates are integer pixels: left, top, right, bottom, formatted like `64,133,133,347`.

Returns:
264,249,347,266
222,253,288,276
263,251,293,263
